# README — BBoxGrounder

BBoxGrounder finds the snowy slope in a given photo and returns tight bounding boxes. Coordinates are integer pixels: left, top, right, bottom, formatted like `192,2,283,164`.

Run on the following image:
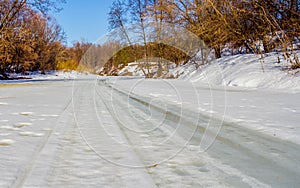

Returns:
117,52,300,92
175,52,300,92
0,71,95,83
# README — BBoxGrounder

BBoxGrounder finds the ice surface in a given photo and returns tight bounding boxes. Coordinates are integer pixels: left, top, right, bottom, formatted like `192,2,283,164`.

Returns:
113,79,300,145
0,53,299,187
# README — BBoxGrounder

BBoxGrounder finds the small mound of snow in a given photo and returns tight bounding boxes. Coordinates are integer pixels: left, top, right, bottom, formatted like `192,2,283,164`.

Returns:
0,139,14,146
19,112,34,116
0,133,11,136
14,122,32,128
180,53,300,92
19,132,44,137
0,125,19,131
40,114,59,117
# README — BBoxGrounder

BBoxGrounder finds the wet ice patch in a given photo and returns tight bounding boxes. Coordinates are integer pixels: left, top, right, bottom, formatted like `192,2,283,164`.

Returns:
14,122,32,128
0,139,14,146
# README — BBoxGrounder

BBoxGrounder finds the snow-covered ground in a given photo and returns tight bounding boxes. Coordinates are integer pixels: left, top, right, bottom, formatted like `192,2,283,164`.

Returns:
0,53,300,187
111,78,300,145
0,71,95,83
177,52,300,92
117,52,300,92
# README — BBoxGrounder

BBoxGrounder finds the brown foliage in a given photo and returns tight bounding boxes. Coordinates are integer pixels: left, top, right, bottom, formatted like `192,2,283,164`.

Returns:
101,43,189,76
151,0,300,67
0,0,65,78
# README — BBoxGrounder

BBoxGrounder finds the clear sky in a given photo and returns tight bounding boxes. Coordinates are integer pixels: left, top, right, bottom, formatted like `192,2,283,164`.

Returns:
54,0,113,46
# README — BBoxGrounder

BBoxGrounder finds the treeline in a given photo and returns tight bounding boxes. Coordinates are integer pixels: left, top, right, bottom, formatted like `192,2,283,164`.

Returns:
0,0,67,78
1,0,299,79
108,0,300,69
0,0,126,78
101,43,190,76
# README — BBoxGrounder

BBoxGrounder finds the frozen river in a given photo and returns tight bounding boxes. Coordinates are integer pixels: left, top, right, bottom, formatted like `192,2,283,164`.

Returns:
0,77,299,187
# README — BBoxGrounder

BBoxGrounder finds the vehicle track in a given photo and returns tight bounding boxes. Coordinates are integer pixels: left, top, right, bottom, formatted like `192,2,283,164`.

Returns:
101,79,300,187
10,79,300,187
10,85,73,188
93,80,270,187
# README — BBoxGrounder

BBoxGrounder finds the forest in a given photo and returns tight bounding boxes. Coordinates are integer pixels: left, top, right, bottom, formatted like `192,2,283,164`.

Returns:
0,0,300,79
105,0,300,77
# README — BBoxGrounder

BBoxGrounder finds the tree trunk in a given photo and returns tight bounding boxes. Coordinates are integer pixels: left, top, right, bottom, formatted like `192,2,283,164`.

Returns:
263,37,270,53
214,45,221,59
0,68,9,79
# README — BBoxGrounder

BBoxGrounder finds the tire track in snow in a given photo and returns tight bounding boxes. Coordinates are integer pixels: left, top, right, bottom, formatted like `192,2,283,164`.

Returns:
72,81,158,187
104,79,300,188
10,91,73,188
95,80,271,187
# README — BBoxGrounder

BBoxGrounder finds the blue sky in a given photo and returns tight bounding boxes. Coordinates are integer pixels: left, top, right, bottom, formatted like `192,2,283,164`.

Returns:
54,0,113,46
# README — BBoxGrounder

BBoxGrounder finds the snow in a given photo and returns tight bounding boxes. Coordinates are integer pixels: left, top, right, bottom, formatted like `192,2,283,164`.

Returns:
0,52,299,187
112,78,300,145
14,122,33,128
184,53,300,92
116,52,300,92
0,139,15,146
109,52,300,145
0,70,96,84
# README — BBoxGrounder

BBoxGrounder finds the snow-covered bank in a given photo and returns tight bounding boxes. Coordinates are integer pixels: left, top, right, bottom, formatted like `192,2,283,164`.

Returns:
116,52,300,92
175,52,300,92
0,71,96,84
1,71,76,80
